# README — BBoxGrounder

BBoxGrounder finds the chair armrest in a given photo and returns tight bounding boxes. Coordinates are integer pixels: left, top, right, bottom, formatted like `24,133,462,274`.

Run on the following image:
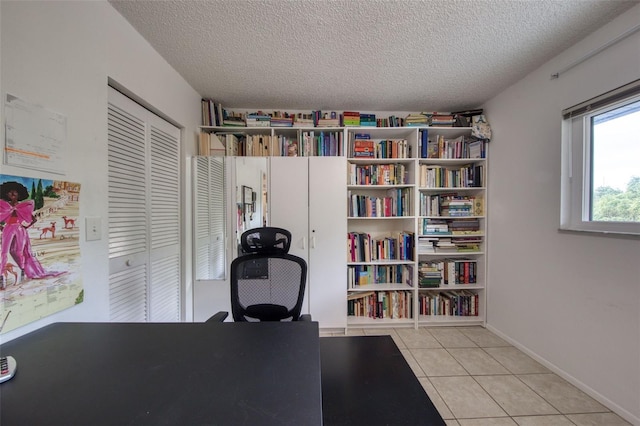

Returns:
206,311,229,323
299,314,312,322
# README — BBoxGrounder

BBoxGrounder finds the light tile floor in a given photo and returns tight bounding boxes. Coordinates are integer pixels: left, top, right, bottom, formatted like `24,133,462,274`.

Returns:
320,326,631,426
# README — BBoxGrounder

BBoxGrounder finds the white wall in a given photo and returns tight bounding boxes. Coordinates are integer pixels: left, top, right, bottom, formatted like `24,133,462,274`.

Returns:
484,6,640,423
1,1,201,342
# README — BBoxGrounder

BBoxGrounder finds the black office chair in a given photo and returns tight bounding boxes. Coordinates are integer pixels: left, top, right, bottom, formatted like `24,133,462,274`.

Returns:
207,227,310,322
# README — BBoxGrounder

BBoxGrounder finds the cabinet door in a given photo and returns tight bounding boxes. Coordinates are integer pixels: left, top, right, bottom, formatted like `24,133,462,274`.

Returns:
308,157,347,329
269,157,311,313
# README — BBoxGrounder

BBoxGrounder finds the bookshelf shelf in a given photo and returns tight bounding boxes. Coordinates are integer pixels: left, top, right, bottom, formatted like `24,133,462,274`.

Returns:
347,316,415,326
419,187,486,191
350,283,414,291
347,260,414,266
418,251,485,256
349,158,415,164
417,315,485,325
418,283,484,291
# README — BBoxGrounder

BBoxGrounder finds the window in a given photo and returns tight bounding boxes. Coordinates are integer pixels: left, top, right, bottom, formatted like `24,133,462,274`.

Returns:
561,79,640,236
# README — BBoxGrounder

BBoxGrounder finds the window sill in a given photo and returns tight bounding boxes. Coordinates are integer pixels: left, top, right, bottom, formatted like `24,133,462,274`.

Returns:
558,227,640,240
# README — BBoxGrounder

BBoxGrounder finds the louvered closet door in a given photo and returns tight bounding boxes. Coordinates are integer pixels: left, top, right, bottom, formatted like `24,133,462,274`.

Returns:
107,87,181,322
194,156,225,280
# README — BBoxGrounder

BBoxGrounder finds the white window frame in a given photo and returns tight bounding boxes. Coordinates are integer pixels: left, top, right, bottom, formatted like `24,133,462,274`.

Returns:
561,79,640,236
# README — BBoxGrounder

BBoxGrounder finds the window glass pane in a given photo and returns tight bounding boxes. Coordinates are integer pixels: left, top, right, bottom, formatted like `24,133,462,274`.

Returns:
591,99,640,222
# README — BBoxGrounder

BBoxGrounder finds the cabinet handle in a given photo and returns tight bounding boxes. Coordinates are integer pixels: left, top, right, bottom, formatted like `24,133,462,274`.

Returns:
311,236,316,249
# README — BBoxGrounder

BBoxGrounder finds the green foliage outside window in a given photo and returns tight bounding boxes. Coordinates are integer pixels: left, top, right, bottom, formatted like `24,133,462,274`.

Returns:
592,176,640,222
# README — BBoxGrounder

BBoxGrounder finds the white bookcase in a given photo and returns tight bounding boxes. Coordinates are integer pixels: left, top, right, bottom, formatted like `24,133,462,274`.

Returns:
200,122,487,330
345,126,486,329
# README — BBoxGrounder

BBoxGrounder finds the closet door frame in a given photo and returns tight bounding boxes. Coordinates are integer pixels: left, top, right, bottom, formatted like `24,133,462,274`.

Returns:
107,87,182,322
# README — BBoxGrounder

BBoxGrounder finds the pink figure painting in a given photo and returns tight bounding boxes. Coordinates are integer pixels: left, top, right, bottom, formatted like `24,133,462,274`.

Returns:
0,181,63,289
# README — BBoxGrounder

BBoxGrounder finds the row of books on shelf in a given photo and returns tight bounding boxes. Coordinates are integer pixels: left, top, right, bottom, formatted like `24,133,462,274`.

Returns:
201,100,305,127
199,132,268,156
418,131,486,159
419,218,481,236
198,131,343,157
418,164,484,188
347,264,413,288
420,193,484,217
351,135,411,159
348,189,412,218
418,259,477,287
201,100,486,129
286,131,343,157
418,236,482,253
418,291,479,317
348,163,410,186
347,232,415,262
199,124,487,161
347,290,413,319
216,133,270,157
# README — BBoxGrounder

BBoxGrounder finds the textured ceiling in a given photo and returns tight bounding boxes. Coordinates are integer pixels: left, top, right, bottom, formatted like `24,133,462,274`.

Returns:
109,0,638,112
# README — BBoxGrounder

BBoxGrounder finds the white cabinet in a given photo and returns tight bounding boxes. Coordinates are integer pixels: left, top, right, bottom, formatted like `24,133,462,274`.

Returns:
270,156,347,329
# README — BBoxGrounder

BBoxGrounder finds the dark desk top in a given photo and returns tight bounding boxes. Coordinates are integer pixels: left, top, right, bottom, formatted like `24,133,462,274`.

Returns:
320,335,445,426
0,322,322,426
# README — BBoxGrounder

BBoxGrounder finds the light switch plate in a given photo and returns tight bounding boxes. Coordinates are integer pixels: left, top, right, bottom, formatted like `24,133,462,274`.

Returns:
86,217,102,241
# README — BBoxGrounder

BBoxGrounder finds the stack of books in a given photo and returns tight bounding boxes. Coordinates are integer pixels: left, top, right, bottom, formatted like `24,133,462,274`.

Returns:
421,219,450,235
221,109,244,127
418,261,443,288
352,133,374,158
317,117,340,127
245,113,271,127
441,197,474,217
452,236,481,252
418,236,437,253
359,113,376,127
405,113,429,126
270,117,293,127
430,113,456,127
342,111,360,126
293,113,314,127
270,112,293,127
315,111,340,127
449,219,481,234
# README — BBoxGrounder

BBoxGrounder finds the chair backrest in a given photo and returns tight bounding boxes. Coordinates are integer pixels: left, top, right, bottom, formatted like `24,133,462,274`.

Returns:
230,227,307,322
